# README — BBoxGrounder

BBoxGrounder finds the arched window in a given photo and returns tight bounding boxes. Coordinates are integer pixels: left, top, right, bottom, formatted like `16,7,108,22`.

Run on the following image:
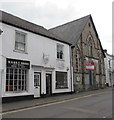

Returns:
88,37,93,56
75,48,80,72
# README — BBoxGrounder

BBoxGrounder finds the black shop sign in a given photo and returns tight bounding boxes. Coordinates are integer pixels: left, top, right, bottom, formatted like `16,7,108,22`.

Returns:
6,58,30,69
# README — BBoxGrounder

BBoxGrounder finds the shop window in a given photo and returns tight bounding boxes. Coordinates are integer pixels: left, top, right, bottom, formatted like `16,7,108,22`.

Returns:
6,68,27,92
56,72,68,89
15,31,26,52
6,58,30,92
57,44,64,59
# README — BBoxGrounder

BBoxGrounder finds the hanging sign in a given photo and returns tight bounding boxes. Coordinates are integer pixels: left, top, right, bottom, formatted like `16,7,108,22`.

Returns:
86,63,95,71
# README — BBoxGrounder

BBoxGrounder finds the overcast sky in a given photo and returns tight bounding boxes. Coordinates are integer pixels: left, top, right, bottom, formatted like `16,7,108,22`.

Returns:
0,0,113,54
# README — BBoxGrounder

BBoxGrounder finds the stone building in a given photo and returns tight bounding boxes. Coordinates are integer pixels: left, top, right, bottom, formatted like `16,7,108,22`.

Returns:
49,15,106,91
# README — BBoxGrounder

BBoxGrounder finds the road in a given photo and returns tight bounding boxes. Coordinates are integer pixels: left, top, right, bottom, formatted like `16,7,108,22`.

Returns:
2,89,112,119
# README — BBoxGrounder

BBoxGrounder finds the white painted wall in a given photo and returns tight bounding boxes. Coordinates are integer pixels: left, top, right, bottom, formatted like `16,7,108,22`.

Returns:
1,23,72,97
0,22,3,98
104,53,113,86
0,23,2,56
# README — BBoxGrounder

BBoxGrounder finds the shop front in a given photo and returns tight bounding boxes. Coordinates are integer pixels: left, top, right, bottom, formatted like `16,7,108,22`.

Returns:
32,65,54,98
6,58,30,92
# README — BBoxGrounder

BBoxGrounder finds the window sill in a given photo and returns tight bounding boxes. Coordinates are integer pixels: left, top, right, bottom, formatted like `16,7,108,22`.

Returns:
56,59,65,61
5,91,28,93
13,50,28,54
56,87,68,89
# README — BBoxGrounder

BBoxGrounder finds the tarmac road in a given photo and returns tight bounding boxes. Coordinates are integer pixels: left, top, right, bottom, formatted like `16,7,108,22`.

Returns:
2,89,112,119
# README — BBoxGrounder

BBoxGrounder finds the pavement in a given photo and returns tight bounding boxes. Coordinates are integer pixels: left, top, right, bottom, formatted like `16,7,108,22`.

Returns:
2,87,112,113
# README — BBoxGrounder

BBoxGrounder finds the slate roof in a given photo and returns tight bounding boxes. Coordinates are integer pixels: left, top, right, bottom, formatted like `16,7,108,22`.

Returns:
49,15,91,46
0,10,71,45
49,15,105,57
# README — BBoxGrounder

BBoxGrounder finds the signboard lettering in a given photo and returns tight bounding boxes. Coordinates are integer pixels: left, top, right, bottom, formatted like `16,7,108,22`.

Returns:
86,63,95,71
6,58,30,69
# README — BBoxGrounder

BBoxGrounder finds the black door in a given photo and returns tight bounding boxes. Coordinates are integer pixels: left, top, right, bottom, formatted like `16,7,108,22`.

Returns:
46,74,52,96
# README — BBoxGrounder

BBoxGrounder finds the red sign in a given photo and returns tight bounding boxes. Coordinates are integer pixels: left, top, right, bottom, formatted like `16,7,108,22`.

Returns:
86,63,95,70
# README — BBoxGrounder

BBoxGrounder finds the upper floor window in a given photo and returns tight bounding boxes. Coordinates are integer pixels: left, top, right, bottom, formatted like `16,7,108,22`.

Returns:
15,31,26,52
88,37,93,56
76,49,80,72
57,44,64,59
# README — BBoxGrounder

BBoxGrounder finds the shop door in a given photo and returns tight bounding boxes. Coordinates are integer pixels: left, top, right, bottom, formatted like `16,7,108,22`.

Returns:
34,72,41,98
46,74,52,96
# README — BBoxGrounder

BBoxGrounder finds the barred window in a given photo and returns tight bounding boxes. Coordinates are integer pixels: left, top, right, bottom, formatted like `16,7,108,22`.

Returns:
15,31,26,52
6,68,27,92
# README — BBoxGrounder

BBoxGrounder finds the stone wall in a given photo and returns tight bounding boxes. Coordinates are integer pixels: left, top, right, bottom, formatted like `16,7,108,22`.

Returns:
72,18,106,92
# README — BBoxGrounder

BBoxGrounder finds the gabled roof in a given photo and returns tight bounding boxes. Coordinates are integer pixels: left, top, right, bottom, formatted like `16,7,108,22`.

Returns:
49,15,105,57
0,10,71,45
49,15,91,46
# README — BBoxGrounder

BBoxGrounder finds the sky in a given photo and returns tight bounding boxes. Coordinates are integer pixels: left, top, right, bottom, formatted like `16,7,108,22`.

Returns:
0,0,113,54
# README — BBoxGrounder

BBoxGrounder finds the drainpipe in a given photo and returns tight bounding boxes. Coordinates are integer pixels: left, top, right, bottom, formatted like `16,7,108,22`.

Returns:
0,69,3,97
0,69,3,120
70,45,75,92
80,33,85,89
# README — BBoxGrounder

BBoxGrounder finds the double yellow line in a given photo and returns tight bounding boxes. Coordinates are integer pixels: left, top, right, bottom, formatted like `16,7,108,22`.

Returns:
2,90,111,115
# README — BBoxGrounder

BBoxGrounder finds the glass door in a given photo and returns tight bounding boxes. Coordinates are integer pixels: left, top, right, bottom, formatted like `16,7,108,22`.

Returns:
34,72,41,98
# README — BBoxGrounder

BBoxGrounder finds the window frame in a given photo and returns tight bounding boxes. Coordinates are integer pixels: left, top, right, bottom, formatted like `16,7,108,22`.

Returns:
34,72,41,87
15,31,27,53
88,37,93,57
75,49,80,72
6,67,27,92
56,71,68,89
6,58,30,93
57,44,64,60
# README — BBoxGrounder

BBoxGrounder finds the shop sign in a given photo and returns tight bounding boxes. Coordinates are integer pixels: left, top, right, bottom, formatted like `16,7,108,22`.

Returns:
86,63,95,71
6,58,30,69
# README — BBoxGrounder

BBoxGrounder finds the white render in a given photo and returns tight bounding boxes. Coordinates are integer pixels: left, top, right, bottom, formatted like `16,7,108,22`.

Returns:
0,22,3,99
1,23,73,98
104,51,114,86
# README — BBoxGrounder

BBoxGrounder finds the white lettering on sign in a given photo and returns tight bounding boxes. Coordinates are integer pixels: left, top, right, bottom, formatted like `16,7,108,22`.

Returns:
86,63,95,70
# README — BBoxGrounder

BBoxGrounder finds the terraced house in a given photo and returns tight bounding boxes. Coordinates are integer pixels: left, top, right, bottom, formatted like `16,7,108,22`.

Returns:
0,10,73,101
49,15,106,91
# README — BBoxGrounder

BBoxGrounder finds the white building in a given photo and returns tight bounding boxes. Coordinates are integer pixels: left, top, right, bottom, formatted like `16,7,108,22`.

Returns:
104,50,114,86
0,10,73,100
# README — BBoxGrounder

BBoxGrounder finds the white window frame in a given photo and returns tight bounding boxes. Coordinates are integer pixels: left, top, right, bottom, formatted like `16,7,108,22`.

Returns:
6,68,27,92
15,31,27,52
34,72,41,87
56,71,68,89
57,44,64,60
